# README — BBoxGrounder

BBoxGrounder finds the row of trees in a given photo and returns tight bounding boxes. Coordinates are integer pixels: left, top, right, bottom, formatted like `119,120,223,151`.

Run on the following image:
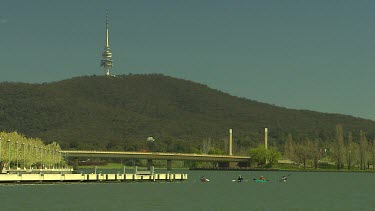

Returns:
0,131,64,170
193,125,375,171
284,124,375,170
4,123,374,171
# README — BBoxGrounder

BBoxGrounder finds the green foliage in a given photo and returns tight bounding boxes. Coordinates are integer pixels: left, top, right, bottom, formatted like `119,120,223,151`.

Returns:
1,74,375,154
208,148,225,155
249,146,267,166
267,148,282,167
248,145,281,167
0,131,63,169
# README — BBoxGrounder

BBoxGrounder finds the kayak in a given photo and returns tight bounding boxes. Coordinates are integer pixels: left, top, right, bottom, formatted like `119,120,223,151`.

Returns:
255,179,268,183
201,178,210,182
232,179,247,182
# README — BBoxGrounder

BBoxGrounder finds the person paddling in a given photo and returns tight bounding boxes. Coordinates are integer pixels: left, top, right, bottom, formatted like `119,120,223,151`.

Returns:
281,175,287,182
237,175,244,182
259,176,266,181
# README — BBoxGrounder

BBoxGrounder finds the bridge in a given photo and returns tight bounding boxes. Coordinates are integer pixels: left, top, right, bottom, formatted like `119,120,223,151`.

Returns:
61,150,251,170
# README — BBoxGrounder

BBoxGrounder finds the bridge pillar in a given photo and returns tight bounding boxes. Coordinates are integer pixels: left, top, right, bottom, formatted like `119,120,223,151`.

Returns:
0,161,4,173
147,159,153,170
238,161,251,168
229,162,238,168
218,162,229,168
167,160,172,170
73,158,78,170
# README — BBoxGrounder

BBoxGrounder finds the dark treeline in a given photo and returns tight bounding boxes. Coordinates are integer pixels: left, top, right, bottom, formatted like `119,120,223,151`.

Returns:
1,74,375,156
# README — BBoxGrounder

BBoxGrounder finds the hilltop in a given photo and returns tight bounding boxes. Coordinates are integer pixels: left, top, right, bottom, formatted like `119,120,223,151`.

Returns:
1,74,374,153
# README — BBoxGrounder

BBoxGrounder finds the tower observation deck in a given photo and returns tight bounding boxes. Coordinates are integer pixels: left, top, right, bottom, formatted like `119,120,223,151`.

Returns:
101,13,113,76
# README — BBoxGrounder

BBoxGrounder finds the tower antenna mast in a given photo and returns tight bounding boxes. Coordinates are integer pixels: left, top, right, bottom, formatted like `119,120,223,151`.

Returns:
101,10,113,76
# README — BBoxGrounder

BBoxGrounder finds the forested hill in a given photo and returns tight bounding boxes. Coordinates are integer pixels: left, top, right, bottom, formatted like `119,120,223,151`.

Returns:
1,74,374,152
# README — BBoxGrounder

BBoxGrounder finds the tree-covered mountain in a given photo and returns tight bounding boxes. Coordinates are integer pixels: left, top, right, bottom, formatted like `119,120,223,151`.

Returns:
1,74,374,154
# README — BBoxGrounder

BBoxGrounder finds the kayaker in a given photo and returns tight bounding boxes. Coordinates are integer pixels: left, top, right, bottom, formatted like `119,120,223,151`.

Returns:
281,175,287,182
237,175,244,182
259,176,265,181
201,176,207,181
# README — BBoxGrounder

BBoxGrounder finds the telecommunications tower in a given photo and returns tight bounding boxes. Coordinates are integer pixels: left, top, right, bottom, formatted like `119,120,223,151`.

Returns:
100,13,113,76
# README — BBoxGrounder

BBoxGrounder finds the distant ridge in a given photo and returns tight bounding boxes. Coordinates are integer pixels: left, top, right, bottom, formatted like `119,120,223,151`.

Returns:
1,74,374,151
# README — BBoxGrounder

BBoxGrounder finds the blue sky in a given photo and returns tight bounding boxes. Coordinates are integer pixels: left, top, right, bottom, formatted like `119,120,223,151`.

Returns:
1,0,375,120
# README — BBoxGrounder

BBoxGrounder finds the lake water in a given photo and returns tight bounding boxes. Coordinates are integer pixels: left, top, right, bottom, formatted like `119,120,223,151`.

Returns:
1,170,375,211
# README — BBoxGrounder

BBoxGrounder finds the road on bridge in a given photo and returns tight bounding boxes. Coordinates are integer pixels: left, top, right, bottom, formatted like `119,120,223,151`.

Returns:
61,150,251,162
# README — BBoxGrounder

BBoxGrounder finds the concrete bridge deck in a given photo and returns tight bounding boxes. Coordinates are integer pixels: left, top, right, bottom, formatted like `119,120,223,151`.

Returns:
61,150,251,162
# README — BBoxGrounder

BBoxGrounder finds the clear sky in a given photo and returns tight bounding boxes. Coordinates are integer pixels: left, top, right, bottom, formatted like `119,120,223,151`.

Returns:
1,1,375,120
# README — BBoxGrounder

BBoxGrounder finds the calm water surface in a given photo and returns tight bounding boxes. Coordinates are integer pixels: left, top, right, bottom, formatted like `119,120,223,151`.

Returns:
1,170,375,211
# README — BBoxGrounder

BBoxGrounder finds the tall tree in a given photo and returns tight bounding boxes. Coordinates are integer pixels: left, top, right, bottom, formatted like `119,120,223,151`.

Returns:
294,139,311,169
359,130,368,170
371,140,375,170
346,132,353,170
284,133,295,160
248,145,267,167
248,145,281,168
266,147,282,167
351,142,360,169
308,138,320,169
334,124,345,170
201,138,212,154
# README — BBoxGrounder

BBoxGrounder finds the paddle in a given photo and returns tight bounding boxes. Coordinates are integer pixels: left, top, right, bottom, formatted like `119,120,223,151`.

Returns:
232,179,249,182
